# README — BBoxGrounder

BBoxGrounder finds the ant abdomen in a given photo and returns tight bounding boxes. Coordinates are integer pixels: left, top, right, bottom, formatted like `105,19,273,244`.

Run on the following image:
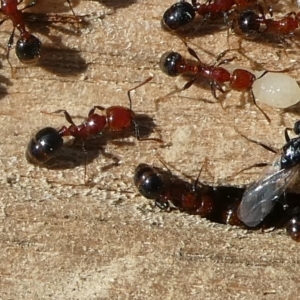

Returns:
26,127,63,164
15,34,42,64
134,164,165,199
285,207,300,241
159,51,182,77
162,1,196,31
106,106,134,131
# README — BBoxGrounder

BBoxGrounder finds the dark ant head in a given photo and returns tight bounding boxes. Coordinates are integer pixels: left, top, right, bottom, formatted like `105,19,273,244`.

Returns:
233,10,260,36
161,2,196,31
26,127,63,165
294,121,300,135
16,34,42,64
134,164,164,199
159,51,182,77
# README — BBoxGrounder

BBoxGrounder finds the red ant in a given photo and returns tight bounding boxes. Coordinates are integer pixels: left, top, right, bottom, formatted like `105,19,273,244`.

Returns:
232,3,300,43
0,0,80,68
0,0,42,67
162,0,259,31
159,43,270,122
26,77,163,166
134,160,300,241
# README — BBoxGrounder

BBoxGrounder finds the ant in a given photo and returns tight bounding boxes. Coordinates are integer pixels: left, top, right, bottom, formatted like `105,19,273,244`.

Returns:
26,77,163,166
0,0,82,69
0,0,42,67
238,120,300,228
231,3,300,43
162,0,259,31
134,161,300,241
159,43,270,122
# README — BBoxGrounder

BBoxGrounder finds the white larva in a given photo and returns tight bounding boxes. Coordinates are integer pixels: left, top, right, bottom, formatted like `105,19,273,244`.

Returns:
223,64,300,109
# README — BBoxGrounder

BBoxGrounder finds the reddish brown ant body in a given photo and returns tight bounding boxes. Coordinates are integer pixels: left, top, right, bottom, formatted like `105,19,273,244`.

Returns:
232,4,300,42
162,0,258,31
26,77,162,165
159,44,269,121
134,162,300,241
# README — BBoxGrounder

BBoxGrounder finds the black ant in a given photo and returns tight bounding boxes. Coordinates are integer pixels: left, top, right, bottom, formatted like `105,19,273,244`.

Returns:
238,120,300,228
26,77,163,166
162,0,259,31
159,43,270,122
134,161,300,241
231,3,300,43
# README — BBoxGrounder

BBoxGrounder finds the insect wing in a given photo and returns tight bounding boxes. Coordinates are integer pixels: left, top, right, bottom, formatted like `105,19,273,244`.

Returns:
238,156,299,227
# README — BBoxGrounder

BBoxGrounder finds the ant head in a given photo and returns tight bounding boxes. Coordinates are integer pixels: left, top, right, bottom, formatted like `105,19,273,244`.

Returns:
160,51,182,77
294,121,300,135
26,127,63,165
134,164,165,199
16,34,42,64
233,10,260,36
161,2,195,31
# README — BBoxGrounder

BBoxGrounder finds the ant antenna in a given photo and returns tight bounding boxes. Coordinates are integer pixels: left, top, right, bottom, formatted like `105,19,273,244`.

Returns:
127,76,153,111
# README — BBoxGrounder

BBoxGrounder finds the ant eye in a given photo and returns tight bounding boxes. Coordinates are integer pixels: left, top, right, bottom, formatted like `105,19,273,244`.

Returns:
16,34,42,64
26,127,63,164
162,2,195,31
134,164,164,199
236,11,260,34
159,51,181,77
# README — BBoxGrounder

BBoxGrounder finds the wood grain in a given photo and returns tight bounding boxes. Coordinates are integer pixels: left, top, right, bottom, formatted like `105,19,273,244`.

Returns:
1,0,300,299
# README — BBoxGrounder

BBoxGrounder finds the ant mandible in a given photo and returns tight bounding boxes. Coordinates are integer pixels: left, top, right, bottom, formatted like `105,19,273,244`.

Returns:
162,0,259,31
232,3,300,43
159,43,270,122
26,77,163,165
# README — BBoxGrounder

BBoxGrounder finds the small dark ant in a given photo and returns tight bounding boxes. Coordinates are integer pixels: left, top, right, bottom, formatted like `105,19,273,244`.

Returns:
26,77,163,165
0,0,42,67
159,43,270,122
162,0,259,31
134,161,300,241
231,3,300,43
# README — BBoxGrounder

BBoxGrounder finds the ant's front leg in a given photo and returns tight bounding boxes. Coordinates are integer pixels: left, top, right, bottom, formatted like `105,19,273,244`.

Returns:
88,106,105,116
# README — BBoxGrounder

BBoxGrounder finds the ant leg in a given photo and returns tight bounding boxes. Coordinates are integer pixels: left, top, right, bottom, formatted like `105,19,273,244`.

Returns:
214,49,238,66
88,106,105,116
154,78,196,111
127,76,153,111
232,163,269,177
132,119,163,143
21,0,38,10
237,131,277,153
66,0,77,17
210,81,225,99
6,27,16,76
284,127,294,142
186,44,201,62
250,89,271,123
49,109,76,126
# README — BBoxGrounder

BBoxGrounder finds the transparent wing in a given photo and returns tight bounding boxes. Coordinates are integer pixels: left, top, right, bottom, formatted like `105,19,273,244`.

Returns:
238,155,299,227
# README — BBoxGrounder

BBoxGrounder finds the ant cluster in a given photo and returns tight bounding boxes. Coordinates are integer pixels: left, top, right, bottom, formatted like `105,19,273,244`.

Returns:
1,0,299,243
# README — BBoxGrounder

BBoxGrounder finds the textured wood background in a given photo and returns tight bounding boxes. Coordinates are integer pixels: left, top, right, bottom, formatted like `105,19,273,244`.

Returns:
1,0,300,299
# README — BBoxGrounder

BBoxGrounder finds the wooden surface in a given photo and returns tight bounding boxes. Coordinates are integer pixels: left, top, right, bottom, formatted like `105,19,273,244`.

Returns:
1,0,300,299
